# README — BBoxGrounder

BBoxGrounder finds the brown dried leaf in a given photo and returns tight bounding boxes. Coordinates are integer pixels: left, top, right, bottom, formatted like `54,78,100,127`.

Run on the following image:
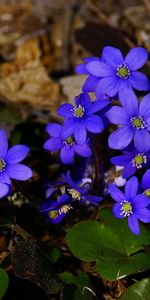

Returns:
60,75,87,101
0,38,61,113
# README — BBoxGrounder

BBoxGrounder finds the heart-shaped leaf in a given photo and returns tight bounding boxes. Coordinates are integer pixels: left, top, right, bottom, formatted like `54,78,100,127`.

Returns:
0,268,9,300
66,209,150,280
120,278,150,300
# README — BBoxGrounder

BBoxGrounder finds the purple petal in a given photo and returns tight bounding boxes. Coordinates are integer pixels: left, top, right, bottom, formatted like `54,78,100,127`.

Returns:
0,130,8,158
61,119,76,140
46,187,58,198
106,106,129,125
119,88,138,116
60,146,74,164
85,115,104,133
111,155,130,166
86,61,115,77
44,137,63,152
57,103,74,118
125,47,148,71
75,93,91,109
96,76,119,97
134,129,150,152
112,203,123,218
82,76,100,92
5,145,29,164
134,208,150,223
108,126,134,150
75,64,89,74
74,121,87,144
132,194,150,207
6,164,32,181
142,169,150,189
64,171,76,188
58,193,71,204
118,79,132,100
109,184,126,202
85,195,102,205
0,183,9,198
102,46,123,67
122,163,136,178
129,71,150,91
139,93,150,119
74,143,92,157
128,214,140,235
125,176,138,200
84,57,101,63
46,123,62,137
0,172,11,184
87,99,110,114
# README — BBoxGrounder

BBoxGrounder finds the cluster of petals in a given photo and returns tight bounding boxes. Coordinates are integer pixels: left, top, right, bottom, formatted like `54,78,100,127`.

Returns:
106,90,150,152
109,176,150,235
57,93,110,145
76,46,150,99
41,171,102,223
43,123,92,164
111,147,150,178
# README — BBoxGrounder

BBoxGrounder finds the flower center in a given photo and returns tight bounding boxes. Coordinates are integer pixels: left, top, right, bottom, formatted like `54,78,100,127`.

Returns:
64,135,75,148
0,158,6,172
68,188,81,200
143,189,150,198
131,153,147,169
120,200,133,217
58,204,72,214
48,210,58,220
116,64,130,79
130,116,146,129
73,104,85,118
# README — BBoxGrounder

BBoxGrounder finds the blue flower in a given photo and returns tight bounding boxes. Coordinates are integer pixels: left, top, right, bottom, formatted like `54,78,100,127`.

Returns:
57,93,110,145
111,148,150,178
0,183,10,198
106,90,150,152
62,171,102,206
41,194,72,223
0,129,32,184
109,176,150,235
86,46,150,98
43,123,92,164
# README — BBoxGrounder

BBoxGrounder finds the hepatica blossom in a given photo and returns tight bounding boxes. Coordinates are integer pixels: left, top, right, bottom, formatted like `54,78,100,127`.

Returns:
86,46,149,98
111,148,150,178
41,171,102,223
106,90,150,152
57,93,110,144
43,123,92,164
109,176,150,235
62,171,102,206
41,194,72,224
0,129,32,185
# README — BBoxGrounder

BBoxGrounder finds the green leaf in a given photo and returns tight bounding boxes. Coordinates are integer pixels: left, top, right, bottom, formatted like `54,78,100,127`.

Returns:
0,268,9,300
65,209,150,280
120,278,150,300
59,271,95,300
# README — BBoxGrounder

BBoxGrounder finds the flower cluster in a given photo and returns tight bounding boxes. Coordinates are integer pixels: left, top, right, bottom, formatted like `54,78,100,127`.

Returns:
41,45,150,234
44,92,110,163
41,171,102,223
1,45,150,236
